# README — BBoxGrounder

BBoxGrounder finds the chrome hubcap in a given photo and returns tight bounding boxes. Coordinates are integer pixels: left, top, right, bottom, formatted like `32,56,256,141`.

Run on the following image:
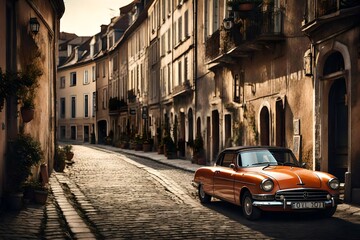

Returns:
199,186,205,199
244,197,252,215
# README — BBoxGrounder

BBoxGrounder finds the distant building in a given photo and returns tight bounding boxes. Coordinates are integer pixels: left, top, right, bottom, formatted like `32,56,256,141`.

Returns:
57,36,95,143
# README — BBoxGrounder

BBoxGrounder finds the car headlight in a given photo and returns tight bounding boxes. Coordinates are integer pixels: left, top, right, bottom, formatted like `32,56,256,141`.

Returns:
260,178,274,192
328,178,340,190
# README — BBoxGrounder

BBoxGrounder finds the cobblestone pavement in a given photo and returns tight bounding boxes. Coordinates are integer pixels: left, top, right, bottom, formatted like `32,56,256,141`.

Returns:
62,144,360,239
1,143,360,239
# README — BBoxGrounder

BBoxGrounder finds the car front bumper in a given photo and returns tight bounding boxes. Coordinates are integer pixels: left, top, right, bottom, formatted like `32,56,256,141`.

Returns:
252,197,337,209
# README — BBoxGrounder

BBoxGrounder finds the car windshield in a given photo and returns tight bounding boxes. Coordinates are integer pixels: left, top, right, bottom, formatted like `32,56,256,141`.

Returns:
239,149,300,167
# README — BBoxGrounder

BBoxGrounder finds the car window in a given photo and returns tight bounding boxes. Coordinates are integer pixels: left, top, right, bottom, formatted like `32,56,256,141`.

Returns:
222,153,236,167
239,150,278,167
268,149,300,166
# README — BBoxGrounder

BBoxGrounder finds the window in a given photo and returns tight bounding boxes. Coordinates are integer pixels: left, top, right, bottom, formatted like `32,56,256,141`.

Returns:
167,63,172,93
84,70,89,84
60,76,65,88
161,34,166,57
84,94,89,118
167,30,171,52
178,16,182,43
178,60,182,85
70,72,77,86
102,61,106,77
184,56,188,82
161,0,166,21
60,98,65,118
92,92,96,116
60,126,66,139
102,88,107,109
71,96,76,118
184,10,189,37
234,73,240,102
92,66,96,81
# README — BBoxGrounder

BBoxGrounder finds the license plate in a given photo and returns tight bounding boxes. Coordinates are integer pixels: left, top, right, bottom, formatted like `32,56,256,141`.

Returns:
292,201,325,209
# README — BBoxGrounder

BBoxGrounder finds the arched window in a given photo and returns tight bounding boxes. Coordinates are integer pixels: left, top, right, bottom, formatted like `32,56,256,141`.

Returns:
323,51,344,76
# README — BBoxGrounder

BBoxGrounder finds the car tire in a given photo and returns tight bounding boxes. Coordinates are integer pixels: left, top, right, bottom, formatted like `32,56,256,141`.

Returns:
198,184,211,204
242,191,261,220
321,206,337,218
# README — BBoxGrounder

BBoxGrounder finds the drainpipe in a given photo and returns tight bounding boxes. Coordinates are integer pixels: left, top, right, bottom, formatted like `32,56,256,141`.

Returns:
193,0,197,130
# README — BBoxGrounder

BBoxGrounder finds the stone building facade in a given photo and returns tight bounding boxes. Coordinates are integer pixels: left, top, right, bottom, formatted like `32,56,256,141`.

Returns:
0,0,64,204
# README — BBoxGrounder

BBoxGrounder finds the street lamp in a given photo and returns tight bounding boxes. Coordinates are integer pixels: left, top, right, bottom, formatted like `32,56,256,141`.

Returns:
29,17,40,35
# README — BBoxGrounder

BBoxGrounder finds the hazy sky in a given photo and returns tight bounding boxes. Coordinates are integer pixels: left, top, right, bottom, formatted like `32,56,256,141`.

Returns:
61,0,133,36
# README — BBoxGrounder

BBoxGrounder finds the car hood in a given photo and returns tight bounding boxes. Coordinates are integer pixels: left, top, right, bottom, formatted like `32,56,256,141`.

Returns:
261,166,322,189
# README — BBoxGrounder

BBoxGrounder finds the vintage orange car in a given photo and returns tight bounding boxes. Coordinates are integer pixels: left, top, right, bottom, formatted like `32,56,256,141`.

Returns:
192,146,340,220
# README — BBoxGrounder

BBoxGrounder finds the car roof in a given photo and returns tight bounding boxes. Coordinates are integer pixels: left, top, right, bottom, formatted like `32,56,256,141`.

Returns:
221,146,292,153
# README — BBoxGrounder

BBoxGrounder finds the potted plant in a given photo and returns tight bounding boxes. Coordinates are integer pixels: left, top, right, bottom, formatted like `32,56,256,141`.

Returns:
17,53,43,122
156,126,164,154
193,134,206,165
63,144,74,161
23,179,48,205
5,133,44,209
143,138,153,152
134,134,143,151
54,145,66,171
163,135,177,159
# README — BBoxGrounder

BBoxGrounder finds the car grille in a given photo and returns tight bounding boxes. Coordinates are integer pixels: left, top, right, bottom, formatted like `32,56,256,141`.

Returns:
275,189,329,201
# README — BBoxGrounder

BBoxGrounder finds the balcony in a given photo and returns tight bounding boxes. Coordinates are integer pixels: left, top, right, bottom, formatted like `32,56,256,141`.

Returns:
109,97,128,115
172,80,192,98
127,89,137,104
206,9,284,64
302,0,360,43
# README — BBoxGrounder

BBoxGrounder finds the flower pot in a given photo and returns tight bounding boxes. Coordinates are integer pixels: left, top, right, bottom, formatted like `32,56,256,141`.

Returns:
143,143,152,152
34,190,48,205
21,107,34,123
66,152,74,161
158,146,164,154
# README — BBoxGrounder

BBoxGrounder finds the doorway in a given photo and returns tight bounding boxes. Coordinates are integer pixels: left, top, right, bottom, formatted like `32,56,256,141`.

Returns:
328,78,348,182
260,107,270,146
275,99,285,147
212,110,220,160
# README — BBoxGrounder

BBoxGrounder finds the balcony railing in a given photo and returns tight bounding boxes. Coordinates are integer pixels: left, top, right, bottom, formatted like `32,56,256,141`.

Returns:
305,0,360,22
127,89,137,103
205,29,220,60
206,9,283,61
109,97,128,115
172,80,192,97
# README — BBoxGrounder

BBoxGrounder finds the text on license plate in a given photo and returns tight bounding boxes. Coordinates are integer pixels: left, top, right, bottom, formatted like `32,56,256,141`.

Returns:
292,202,325,209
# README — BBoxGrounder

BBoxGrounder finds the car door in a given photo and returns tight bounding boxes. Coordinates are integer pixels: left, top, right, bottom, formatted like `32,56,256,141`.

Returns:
213,152,237,203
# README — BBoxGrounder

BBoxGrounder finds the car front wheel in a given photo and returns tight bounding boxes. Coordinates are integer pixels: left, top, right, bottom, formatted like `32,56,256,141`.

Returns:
198,184,211,204
242,191,261,220
321,205,337,218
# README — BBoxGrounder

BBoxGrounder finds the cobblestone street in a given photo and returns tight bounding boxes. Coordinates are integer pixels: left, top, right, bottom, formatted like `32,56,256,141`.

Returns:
52,144,360,239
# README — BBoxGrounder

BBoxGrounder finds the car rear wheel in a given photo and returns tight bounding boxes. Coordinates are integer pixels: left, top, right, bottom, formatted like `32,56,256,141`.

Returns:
198,184,211,204
242,191,261,220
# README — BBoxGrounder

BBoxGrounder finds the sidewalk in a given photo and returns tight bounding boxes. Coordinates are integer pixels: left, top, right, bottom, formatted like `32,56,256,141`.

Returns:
0,144,359,239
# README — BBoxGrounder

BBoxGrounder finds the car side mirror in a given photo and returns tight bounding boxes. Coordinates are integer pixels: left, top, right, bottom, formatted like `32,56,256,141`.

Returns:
229,163,236,170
